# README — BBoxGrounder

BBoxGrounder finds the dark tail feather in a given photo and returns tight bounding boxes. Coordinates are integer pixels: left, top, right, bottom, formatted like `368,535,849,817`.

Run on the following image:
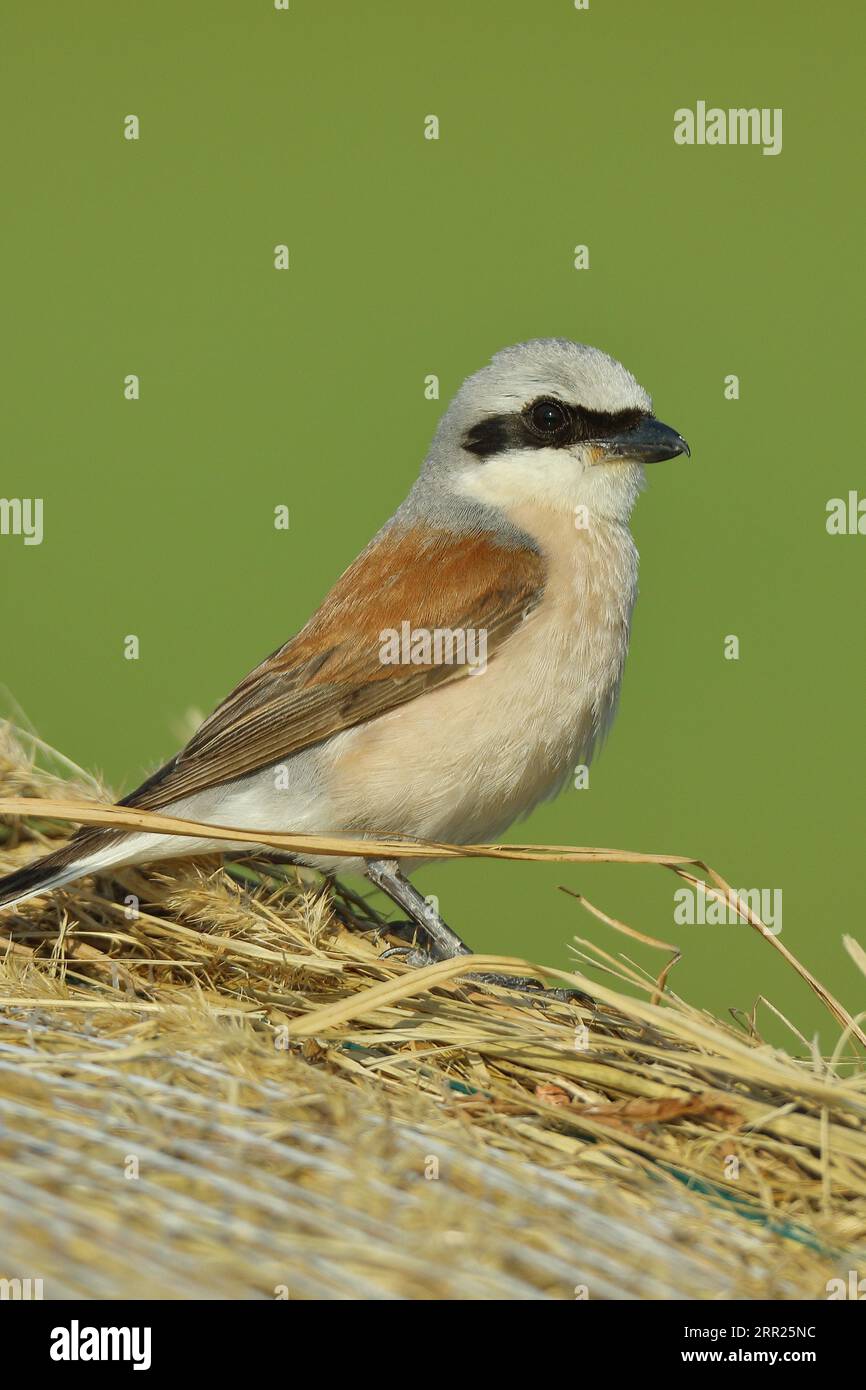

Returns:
0,754,181,912
0,829,121,911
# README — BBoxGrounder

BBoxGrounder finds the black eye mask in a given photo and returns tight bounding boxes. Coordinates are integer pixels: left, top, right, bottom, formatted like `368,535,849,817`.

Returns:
462,397,647,458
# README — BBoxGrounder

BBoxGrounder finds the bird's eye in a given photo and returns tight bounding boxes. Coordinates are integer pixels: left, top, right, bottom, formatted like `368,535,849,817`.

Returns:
528,398,569,437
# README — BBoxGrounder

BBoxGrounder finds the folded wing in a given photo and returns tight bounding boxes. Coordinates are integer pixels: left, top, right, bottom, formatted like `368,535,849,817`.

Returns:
126,523,546,811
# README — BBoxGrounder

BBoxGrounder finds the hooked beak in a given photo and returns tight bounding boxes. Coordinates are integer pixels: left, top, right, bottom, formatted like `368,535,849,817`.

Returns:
596,415,690,465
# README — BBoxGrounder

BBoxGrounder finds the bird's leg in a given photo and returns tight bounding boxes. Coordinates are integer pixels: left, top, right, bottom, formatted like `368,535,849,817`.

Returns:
365,859,472,963
365,858,562,996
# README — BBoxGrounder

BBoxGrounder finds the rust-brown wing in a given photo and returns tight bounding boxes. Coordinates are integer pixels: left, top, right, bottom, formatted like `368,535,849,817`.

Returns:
126,524,546,811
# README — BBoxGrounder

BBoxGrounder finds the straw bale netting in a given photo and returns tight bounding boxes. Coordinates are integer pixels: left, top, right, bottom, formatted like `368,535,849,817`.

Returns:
0,726,864,1299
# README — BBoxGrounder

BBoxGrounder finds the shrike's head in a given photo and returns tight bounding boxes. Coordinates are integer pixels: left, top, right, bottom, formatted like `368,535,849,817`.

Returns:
416,339,689,526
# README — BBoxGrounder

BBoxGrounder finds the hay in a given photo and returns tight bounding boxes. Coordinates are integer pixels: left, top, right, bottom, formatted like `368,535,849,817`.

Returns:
0,724,864,1300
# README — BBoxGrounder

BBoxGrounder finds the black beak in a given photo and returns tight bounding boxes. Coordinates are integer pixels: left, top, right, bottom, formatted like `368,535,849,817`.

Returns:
598,415,690,465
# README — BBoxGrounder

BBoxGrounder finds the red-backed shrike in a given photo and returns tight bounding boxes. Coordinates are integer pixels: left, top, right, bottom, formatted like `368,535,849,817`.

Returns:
0,339,689,976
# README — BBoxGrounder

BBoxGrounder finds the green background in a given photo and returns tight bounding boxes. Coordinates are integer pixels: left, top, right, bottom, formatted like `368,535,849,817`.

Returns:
2,1,863,1045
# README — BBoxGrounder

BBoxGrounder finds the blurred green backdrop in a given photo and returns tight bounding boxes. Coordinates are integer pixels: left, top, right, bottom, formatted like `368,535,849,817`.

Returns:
2,1,863,1043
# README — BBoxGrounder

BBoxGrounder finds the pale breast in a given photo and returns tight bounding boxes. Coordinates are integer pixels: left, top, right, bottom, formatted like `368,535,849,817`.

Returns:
321,508,638,845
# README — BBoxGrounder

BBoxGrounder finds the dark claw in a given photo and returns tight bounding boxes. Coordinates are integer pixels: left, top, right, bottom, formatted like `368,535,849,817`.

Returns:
380,944,436,969
465,971,546,992
465,976,587,1005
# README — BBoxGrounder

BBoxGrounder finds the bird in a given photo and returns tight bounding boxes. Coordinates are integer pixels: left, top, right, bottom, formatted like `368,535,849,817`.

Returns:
0,339,689,979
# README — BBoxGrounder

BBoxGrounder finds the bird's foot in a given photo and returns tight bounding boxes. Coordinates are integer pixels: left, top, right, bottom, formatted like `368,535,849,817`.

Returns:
368,865,581,1003
379,929,578,1002
380,942,437,970
379,918,466,971
464,971,581,1002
